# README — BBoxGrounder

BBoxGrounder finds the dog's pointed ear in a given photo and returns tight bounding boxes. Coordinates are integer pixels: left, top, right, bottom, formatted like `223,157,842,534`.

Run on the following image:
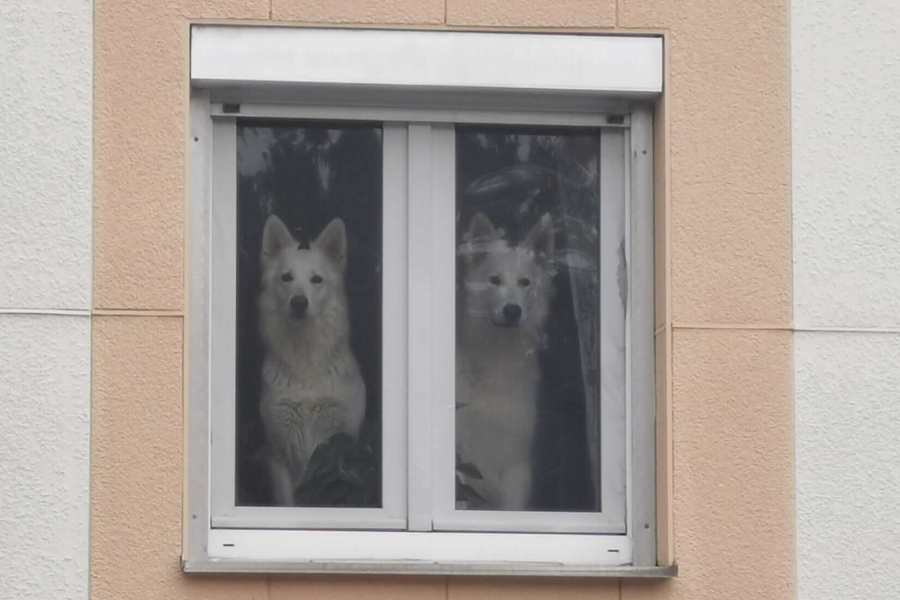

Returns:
314,218,347,270
460,213,499,265
466,213,498,243
262,215,295,260
523,213,555,261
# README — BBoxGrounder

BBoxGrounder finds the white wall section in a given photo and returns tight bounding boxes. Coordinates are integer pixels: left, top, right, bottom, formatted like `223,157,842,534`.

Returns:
0,1,92,310
0,316,91,600
793,1,900,599
795,334,900,600
0,2,92,600
793,0,900,329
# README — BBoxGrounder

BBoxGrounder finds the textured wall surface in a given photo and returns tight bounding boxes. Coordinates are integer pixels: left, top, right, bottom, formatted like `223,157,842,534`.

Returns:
618,1,794,599
795,334,900,600
271,0,444,23
93,0,270,310
620,0,792,328
793,2,900,599
624,331,794,600
793,0,900,329
0,316,90,600
0,2,92,600
0,2,92,310
91,316,269,600
446,0,616,27
92,1,793,599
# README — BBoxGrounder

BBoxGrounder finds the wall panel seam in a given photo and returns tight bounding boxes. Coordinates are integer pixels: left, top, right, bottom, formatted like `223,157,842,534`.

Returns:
673,322,792,331
92,309,184,317
794,326,900,335
0,308,92,317
673,324,898,334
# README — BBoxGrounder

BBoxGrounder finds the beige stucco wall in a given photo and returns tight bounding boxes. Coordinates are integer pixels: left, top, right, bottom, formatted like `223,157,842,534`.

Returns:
92,1,793,599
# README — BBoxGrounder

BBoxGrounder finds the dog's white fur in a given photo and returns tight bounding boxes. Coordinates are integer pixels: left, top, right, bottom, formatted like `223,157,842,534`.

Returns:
258,214,365,506
456,213,555,510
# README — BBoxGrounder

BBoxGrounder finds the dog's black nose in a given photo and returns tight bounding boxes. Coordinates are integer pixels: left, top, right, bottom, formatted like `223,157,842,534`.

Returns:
502,303,522,323
290,294,309,318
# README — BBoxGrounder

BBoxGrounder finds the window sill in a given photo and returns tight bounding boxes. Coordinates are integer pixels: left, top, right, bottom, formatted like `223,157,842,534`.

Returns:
182,558,677,578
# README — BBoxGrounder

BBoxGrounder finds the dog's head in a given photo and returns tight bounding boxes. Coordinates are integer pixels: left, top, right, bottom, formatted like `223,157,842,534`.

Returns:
458,213,555,333
259,215,347,323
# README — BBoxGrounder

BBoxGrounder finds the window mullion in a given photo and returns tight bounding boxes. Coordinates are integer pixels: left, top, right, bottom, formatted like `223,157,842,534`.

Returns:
382,123,411,525
427,124,458,528
406,123,436,531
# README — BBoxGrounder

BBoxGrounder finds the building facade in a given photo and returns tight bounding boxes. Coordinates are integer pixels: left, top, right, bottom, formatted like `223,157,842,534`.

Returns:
0,1,898,598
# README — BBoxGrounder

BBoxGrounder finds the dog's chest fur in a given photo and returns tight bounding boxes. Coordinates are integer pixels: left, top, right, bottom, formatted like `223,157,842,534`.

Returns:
259,334,365,470
456,329,540,494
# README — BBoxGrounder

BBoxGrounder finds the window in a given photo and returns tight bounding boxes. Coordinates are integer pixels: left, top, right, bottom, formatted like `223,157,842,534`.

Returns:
445,126,625,532
187,26,663,576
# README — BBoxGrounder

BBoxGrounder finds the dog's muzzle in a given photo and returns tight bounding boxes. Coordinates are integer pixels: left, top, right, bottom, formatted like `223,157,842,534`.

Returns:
289,294,309,319
494,303,522,327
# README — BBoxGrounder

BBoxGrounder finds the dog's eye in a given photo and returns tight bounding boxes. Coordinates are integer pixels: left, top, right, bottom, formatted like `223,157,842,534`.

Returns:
489,275,502,286
518,277,531,287
281,272,294,283
310,274,323,284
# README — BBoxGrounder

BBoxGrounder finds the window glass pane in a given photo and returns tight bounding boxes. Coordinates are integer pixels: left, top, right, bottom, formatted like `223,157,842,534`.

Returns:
455,126,605,512
236,122,382,508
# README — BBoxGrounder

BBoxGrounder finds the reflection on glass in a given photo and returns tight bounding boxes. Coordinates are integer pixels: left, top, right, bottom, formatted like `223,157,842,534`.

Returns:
236,122,382,507
455,127,603,512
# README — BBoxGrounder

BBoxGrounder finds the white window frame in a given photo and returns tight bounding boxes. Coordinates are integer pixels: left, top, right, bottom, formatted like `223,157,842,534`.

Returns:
185,25,665,577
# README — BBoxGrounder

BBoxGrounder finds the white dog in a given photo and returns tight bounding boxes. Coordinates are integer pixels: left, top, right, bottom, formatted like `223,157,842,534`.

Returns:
257,214,366,506
455,213,555,510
